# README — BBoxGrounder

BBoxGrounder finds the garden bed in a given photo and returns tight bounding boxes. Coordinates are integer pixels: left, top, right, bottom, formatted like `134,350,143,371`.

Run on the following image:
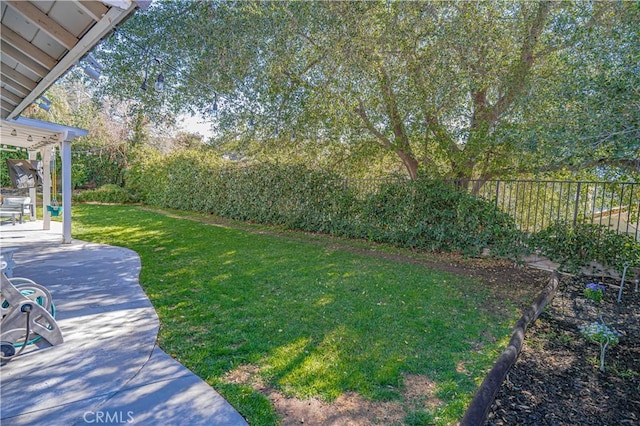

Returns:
487,275,640,425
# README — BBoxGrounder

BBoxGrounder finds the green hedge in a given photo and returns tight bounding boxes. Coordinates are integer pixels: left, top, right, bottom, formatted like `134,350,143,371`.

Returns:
79,147,639,267
353,180,518,254
123,149,519,255
73,184,132,204
529,222,640,274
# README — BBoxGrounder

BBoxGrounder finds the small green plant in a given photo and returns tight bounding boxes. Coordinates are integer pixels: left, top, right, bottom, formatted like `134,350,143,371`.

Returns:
584,282,605,302
404,409,436,425
579,321,622,372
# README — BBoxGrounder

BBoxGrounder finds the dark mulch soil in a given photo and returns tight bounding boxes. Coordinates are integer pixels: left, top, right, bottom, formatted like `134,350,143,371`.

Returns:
487,274,640,425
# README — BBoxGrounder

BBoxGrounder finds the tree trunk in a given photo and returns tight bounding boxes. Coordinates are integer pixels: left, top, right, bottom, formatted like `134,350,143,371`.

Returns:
397,150,419,180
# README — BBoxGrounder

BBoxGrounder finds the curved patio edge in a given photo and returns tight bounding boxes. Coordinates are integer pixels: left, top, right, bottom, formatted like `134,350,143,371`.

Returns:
0,225,247,425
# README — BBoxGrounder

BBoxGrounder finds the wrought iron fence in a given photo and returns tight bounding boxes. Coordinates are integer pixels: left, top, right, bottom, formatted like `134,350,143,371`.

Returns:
344,178,640,240
470,180,640,239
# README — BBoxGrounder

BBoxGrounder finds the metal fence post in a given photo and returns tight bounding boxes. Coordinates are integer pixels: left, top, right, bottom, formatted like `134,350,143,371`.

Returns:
572,181,582,226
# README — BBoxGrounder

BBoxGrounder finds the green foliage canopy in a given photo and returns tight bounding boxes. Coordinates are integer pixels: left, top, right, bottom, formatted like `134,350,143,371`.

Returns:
98,1,639,180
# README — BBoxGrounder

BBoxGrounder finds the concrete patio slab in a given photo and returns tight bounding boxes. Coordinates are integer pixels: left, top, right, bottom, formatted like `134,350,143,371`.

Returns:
0,221,248,425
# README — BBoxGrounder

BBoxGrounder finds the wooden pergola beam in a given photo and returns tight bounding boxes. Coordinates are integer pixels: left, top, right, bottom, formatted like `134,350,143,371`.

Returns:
1,42,49,78
73,0,109,23
0,76,31,97
6,1,79,50
1,88,22,105
1,24,58,69
1,65,38,92
1,99,15,114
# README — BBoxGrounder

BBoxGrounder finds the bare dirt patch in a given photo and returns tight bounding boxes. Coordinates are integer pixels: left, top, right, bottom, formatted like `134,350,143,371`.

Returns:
269,391,405,426
223,366,443,425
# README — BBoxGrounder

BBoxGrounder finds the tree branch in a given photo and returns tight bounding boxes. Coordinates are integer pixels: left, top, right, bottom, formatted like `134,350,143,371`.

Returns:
536,158,640,174
533,3,608,61
353,97,392,149
490,1,551,123
377,66,409,148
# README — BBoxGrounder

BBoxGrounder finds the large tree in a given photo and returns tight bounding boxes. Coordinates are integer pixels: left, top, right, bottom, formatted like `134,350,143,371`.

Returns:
97,1,639,180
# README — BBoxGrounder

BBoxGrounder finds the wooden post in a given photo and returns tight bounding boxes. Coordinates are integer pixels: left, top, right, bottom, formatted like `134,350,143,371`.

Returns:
41,146,51,230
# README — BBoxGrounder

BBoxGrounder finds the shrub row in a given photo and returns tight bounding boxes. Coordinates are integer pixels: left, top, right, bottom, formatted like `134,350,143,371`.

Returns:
76,148,640,269
117,149,519,256
529,222,640,274
73,184,131,204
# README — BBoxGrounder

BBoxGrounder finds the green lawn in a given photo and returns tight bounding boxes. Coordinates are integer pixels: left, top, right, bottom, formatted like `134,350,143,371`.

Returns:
72,204,517,425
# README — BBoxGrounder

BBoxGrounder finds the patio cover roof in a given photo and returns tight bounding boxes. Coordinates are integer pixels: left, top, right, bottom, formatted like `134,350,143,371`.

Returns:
1,116,88,150
1,0,146,122
1,1,148,244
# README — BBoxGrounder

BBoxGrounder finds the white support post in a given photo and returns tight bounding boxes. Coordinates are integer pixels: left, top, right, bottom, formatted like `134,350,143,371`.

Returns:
42,146,51,231
61,137,72,244
28,150,37,220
